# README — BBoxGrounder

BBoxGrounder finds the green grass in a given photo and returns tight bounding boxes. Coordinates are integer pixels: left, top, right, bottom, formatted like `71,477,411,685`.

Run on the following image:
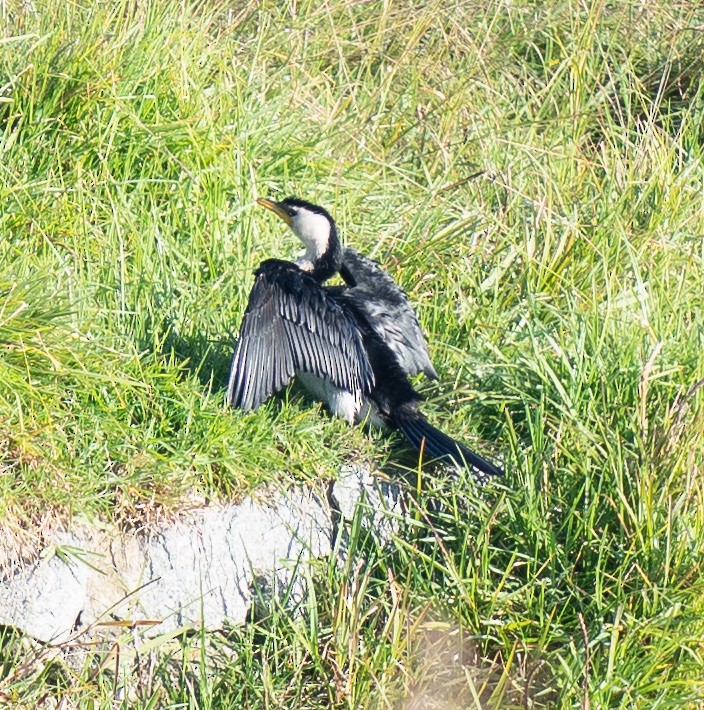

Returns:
2,0,704,706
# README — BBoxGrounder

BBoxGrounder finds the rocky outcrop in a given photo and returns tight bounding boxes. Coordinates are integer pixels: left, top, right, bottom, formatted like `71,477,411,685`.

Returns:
0,466,403,644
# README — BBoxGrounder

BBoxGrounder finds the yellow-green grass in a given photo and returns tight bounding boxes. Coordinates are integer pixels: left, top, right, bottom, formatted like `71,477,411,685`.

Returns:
1,0,703,706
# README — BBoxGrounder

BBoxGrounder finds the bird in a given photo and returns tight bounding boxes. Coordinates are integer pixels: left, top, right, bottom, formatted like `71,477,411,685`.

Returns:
227,196,502,481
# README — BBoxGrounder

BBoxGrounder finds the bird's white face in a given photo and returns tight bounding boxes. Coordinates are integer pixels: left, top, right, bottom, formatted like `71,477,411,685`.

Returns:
288,206,332,267
256,197,335,273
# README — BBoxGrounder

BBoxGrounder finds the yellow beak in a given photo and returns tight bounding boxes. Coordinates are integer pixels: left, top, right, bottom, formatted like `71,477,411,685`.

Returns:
256,198,293,227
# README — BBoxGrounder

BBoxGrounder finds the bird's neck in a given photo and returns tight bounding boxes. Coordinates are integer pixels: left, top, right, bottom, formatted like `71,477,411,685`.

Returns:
296,224,341,282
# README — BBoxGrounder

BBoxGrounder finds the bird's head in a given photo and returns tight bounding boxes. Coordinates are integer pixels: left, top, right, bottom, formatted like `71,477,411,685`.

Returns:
257,196,341,281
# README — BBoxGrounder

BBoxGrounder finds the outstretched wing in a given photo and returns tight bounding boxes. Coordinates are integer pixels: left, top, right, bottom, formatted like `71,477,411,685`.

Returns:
338,248,438,380
227,259,374,411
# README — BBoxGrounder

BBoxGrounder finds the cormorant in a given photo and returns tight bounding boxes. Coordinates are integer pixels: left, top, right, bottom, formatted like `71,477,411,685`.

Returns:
227,197,502,481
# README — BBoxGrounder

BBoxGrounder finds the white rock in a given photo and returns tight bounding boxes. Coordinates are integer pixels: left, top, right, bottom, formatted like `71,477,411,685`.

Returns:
0,537,87,643
0,467,403,643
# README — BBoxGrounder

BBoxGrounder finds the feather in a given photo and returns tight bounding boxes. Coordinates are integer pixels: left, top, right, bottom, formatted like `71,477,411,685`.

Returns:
227,259,374,411
338,248,438,380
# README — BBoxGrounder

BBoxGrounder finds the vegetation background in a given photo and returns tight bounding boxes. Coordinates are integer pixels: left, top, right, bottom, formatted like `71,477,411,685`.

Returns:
1,0,703,706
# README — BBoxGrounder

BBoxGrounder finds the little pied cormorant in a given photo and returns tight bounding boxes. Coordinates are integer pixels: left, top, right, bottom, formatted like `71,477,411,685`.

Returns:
227,197,502,481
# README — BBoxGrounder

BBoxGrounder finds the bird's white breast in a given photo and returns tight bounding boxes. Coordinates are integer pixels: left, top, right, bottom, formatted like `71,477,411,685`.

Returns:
296,372,387,428
297,372,359,423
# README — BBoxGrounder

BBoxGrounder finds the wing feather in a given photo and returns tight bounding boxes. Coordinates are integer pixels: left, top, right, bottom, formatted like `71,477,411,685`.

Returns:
227,259,374,411
338,248,438,380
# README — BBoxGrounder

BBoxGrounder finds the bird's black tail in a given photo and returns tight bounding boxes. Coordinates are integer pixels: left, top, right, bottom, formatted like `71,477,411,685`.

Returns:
393,408,503,482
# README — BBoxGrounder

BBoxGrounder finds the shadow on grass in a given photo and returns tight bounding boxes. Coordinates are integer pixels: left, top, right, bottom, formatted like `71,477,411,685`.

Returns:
140,315,234,393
